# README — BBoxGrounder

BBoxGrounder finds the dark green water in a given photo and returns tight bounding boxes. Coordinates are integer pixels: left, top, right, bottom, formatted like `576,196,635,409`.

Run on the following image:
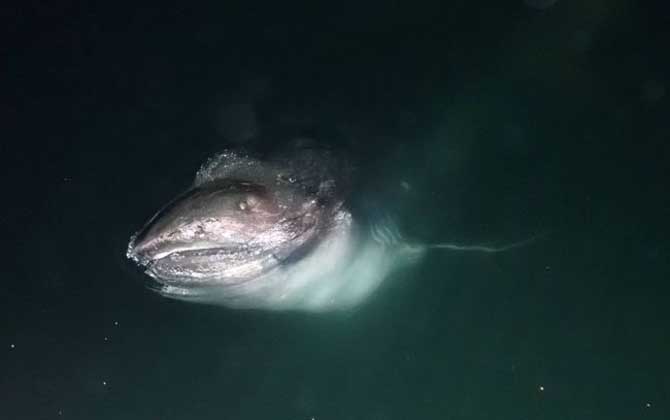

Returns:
3,1,668,419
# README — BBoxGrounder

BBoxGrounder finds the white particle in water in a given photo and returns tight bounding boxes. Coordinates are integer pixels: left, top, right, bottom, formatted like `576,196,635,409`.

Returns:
10,344,15,349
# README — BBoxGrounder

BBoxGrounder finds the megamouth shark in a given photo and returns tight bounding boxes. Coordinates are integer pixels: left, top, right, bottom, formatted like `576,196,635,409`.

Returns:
127,144,536,312
127,145,429,311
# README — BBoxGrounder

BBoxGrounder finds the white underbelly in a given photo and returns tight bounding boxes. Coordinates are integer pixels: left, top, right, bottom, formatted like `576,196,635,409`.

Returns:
162,210,424,311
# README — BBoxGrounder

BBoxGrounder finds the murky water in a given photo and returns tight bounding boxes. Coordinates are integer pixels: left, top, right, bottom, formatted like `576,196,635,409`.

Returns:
3,2,668,419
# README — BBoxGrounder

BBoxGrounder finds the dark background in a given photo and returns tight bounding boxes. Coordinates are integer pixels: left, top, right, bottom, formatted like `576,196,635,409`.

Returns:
2,1,668,419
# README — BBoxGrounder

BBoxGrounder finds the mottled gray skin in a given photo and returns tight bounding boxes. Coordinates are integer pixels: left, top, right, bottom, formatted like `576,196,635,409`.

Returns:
127,147,421,311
